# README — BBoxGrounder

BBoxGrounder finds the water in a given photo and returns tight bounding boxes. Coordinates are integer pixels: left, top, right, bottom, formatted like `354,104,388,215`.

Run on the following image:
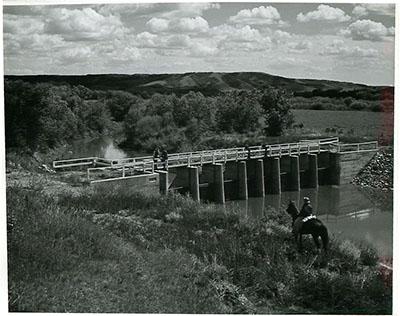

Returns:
65,136,145,159
228,184,393,258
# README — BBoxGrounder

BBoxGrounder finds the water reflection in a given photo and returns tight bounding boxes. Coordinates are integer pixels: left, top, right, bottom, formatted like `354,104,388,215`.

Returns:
229,184,393,257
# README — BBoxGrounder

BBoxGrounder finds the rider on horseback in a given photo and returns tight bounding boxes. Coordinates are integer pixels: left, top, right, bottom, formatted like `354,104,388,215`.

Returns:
300,197,313,217
293,197,315,235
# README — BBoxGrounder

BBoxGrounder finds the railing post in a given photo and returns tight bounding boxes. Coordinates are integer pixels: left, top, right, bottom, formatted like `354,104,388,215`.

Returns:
151,162,154,173
212,152,215,164
357,144,360,152
122,165,126,177
87,168,90,181
200,152,203,166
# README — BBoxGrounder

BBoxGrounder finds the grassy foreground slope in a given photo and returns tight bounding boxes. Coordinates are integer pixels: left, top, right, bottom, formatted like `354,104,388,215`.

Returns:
7,171,392,314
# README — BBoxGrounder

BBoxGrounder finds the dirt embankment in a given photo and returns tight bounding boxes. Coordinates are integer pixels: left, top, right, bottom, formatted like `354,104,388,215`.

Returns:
352,147,393,190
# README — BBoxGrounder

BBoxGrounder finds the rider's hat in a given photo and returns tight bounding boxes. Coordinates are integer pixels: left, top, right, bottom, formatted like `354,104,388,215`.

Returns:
303,197,310,203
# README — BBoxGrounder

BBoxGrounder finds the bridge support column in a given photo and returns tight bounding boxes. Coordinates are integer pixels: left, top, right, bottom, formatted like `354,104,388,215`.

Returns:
254,159,265,197
213,164,225,204
238,161,248,200
158,171,168,195
289,155,300,191
188,166,200,202
269,157,281,195
308,154,318,188
329,153,341,185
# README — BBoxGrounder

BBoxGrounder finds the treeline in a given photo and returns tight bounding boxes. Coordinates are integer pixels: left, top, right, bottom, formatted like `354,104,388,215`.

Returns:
5,80,293,153
294,86,394,101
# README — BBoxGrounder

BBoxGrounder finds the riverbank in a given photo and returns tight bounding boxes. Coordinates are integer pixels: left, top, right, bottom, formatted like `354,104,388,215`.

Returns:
6,166,392,313
353,147,393,190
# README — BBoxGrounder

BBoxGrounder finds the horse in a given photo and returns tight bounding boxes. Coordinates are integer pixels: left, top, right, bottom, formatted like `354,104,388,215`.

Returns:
286,201,329,253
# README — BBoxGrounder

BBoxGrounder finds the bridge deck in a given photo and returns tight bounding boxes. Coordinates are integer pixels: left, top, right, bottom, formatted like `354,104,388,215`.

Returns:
52,137,378,183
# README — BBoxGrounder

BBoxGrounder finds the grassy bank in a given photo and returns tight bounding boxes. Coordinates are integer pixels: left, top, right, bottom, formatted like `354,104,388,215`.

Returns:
7,176,392,314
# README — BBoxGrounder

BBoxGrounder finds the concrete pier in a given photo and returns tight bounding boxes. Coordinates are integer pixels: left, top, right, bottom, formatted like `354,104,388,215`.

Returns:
213,163,225,204
270,157,281,194
238,161,248,200
188,166,200,202
254,159,265,197
308,154,318,188
289,155,300,191
159,171,168,195
329,153,341,185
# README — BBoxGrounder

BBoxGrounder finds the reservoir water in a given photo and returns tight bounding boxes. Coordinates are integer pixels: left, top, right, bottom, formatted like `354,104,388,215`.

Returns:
228,184,393,258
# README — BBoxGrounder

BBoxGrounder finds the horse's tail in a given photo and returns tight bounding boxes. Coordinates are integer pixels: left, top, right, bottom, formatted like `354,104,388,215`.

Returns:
320,225,329,252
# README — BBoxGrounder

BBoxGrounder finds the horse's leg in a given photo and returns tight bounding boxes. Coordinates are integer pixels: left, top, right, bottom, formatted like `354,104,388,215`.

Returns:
312,233,321,253
312,233,320,248
298,234,303,252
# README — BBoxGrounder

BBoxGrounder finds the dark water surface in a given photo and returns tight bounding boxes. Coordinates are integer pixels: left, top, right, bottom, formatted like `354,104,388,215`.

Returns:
228,184,393,258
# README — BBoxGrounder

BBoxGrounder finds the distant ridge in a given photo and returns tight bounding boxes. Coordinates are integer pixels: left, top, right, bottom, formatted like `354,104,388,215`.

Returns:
5,72,391,98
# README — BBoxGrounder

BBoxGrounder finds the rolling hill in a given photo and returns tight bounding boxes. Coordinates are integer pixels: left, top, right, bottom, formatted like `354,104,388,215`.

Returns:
5,72,393,100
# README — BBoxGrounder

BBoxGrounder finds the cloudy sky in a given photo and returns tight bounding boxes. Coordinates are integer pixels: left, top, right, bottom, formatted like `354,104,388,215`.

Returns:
3,2,396,85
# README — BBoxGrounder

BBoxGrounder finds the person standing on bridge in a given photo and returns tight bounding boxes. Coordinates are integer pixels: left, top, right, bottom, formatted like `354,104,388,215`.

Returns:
160,147,168,170
153,146,160,170
245,145,251,160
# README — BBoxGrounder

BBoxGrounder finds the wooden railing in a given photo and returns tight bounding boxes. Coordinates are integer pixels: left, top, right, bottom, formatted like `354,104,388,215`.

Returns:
54,137,377,181
330,141,378,153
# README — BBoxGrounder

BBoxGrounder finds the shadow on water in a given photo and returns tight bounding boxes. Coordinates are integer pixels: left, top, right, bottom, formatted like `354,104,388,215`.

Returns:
229,184,393,257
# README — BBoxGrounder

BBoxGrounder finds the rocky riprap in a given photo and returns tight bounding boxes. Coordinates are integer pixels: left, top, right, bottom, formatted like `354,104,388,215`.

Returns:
352,148,393,190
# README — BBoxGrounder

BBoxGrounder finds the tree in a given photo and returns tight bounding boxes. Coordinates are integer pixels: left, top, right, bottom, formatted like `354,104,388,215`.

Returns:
215,90,262,133
259,88,294,136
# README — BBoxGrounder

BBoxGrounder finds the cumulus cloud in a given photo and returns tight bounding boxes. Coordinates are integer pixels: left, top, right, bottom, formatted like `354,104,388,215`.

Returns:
297,4,350,23
146,16,209,33
341,19,394,41
58,46,93,63
352,5,368,17
189,41,219,57
4,15,45,34
147,17,169,32
173,17,209,33
45,8,126,41
210,24,271,52
212,24,262,42
229,5,282,26
289,40,312,51
166,34,192,48
272,30,292,44
136,32,159,48
353,4,395,17
111,46,141,62
320,40,379,58
157,2,220,19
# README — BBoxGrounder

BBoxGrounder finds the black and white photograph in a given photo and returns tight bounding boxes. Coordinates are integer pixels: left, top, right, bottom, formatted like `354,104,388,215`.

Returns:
2,1,396,314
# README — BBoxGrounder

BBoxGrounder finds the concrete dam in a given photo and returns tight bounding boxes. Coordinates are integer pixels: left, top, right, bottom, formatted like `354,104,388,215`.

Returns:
53,137,378,204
